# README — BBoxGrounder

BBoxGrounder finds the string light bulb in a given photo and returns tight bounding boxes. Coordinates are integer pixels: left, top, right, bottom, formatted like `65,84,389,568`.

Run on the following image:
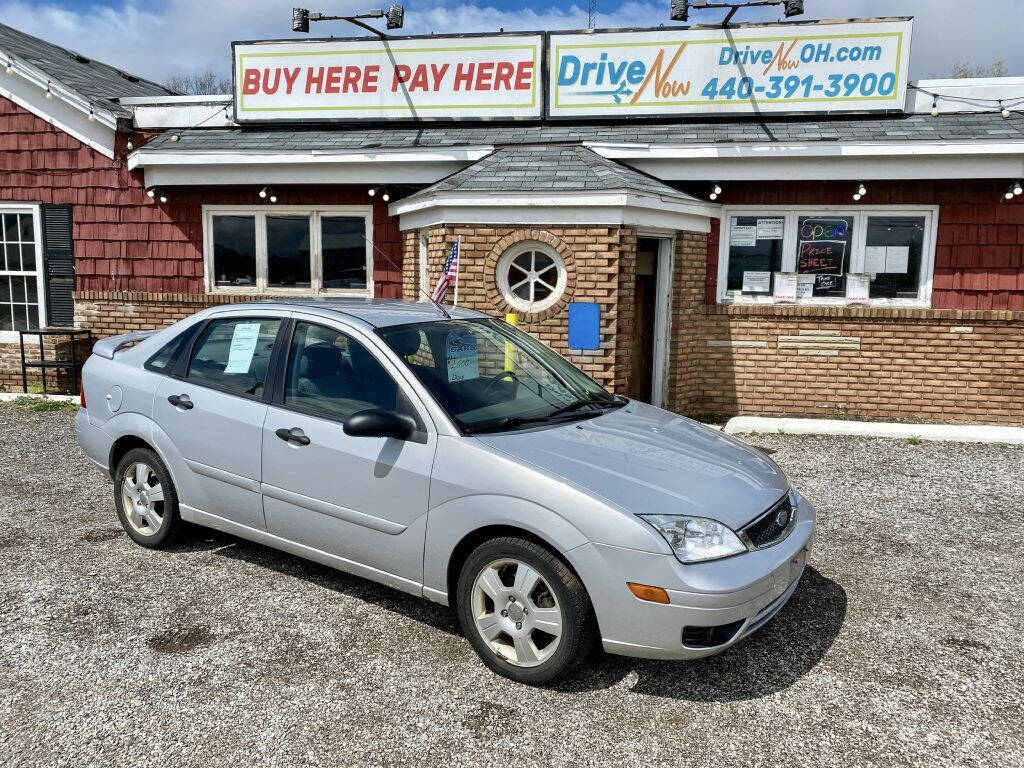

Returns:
87,109,95,122
146,187,155,199
159,191,168,203
259,187,268,199
930,97,939,117
44,82,53,99
1014,180,1023,196
368,187,376,197
4,59,12,75
709,192,718,201
857,182,867,197
381,189,390,202
712,183,722,195
268,189,278,203
169,134,179,142
126,140,134,151
1004,188,1015,201
1000,101,1011,119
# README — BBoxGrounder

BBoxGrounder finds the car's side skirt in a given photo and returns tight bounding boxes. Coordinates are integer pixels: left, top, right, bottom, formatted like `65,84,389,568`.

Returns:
181,504,424,598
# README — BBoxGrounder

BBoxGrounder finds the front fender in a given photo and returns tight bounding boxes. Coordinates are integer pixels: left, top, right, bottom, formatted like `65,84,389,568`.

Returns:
422,494,589,605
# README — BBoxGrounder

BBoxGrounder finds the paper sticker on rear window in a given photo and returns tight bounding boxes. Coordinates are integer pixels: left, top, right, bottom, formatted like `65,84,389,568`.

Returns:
446,330,479,382
223,322,262,374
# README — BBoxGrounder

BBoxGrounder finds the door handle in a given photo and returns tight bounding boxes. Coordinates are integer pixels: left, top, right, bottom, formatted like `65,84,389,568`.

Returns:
167,394,194,410
275,427,310,446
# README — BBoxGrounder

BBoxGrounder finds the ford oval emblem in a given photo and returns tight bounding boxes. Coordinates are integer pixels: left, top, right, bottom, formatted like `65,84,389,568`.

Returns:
775,507,791,528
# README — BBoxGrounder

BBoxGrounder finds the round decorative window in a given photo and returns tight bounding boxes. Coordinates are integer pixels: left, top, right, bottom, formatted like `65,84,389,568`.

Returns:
496,243,567,313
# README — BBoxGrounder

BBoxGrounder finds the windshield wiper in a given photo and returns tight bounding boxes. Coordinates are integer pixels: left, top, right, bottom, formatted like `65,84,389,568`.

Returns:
463,415,549,435
548,397,625,418
465,398,624,435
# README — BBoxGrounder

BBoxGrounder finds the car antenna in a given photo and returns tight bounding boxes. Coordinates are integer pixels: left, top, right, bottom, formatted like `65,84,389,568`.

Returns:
362,235,452,320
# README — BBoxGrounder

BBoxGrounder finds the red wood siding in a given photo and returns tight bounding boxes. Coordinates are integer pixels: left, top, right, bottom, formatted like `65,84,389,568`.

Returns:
705,180,1024,310
0,97,403,297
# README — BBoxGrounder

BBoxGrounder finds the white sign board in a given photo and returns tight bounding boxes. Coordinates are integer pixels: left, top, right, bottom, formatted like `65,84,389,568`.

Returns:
730,225,757,247
742,271,771,294
548,18,912,118
773,272,798,302
224,322,262,374
233,34,543,122
757,218,785,240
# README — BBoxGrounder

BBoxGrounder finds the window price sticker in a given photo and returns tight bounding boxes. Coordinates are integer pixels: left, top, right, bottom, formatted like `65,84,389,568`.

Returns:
446,330,480,382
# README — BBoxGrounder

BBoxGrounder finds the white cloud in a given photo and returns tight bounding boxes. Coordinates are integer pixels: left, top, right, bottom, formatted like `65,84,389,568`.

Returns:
0,0,1020,87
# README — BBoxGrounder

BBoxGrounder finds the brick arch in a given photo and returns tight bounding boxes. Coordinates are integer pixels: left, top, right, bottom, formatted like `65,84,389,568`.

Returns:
484,229,577,322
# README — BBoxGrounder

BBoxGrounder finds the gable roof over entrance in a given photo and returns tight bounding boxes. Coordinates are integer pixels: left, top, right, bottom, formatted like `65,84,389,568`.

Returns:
413,145,702,200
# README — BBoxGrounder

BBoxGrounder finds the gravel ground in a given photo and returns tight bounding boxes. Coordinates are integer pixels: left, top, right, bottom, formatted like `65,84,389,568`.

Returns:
1,404,1022,768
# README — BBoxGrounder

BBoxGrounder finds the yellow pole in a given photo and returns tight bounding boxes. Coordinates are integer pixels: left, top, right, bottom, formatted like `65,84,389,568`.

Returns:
504,313,518,371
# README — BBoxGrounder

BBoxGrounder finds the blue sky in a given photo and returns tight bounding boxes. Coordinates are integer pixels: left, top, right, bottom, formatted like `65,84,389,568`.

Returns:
1,0,1021,85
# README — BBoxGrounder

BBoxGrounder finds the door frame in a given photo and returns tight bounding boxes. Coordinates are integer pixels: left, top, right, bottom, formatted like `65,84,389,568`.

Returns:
636,231,675,409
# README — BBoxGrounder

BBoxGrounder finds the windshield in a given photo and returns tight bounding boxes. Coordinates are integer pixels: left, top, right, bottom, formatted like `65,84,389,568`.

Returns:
377,319,623,434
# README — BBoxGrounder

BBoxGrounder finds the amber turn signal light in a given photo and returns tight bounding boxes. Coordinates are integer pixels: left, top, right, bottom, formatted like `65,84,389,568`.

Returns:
626,582,670,604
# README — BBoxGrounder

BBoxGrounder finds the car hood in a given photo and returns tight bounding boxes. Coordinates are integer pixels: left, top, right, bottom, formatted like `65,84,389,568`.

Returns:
474,401,787,530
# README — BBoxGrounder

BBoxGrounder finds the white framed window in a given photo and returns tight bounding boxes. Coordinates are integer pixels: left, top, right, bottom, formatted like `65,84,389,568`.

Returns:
496,241,567,313
0,203,45,342
716,205,938,307
202,206,374,296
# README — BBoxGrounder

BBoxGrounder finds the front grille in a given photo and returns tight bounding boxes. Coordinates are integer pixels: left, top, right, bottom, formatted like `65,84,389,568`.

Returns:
741,493,795,549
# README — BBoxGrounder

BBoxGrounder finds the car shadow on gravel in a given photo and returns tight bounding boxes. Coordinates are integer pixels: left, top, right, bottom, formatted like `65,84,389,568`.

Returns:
209,536,463,636
555,567,848,701
176,534,844,699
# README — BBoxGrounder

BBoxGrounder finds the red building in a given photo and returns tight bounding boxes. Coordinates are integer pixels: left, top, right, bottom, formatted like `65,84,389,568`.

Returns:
1,20,1022,423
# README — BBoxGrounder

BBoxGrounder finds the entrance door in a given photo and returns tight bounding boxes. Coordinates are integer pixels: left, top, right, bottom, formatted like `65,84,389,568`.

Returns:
629,237,661,403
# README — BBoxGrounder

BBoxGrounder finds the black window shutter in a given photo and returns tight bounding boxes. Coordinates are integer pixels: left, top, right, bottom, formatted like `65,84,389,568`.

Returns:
41,204,75,327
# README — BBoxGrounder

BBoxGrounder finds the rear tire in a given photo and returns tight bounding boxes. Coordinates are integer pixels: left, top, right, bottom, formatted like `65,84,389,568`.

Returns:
456,536,595,685
113,447,183,549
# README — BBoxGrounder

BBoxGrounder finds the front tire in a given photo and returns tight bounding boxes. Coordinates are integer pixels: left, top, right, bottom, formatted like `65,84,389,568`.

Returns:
113,447,183,548
456,536,595,685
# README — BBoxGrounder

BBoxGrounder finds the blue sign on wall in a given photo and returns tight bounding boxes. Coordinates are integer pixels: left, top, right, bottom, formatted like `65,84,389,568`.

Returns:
568,302,600,350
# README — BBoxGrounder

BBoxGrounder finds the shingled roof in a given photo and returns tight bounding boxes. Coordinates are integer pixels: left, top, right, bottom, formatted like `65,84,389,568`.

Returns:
411,145,700,200
0,22,177,117
140,112,1024,153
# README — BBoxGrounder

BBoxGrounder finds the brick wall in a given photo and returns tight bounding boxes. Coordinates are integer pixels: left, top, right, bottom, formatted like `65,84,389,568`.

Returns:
705,180,1024,310
403,224,638,393
681,305,1024,425
0,96,403,296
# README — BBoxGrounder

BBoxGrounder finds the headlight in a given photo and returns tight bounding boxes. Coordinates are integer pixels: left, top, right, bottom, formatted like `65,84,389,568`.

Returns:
639,515,748,564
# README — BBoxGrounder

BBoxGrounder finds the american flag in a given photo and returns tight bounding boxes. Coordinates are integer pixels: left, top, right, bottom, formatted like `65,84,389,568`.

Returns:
431,238,460,304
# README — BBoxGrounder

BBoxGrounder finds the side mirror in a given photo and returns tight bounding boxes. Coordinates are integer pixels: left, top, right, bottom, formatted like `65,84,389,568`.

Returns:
343,408,416,440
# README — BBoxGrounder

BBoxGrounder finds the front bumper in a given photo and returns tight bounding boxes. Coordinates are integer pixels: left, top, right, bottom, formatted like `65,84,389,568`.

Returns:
564,492,816,661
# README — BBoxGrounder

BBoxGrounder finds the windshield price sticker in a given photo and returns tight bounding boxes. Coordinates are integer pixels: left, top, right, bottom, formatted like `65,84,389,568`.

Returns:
446,330,480,382
224,322,262,374
549,18,911,117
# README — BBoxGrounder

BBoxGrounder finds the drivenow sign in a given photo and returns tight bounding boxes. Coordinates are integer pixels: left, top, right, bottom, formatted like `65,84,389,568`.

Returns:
233,34,543,122
548,18,912,118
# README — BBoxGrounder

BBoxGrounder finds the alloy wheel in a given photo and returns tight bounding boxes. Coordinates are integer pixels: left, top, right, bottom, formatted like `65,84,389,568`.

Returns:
120,462,165,536
471,557,564,667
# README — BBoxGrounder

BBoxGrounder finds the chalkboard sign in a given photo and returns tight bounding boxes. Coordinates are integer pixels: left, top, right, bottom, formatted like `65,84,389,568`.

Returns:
797,216,854,297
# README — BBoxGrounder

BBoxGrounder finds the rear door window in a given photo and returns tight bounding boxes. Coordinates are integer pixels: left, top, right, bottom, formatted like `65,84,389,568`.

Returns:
185,317,281,398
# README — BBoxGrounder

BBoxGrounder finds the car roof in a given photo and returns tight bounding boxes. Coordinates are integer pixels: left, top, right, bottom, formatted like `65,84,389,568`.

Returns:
216,298,489,329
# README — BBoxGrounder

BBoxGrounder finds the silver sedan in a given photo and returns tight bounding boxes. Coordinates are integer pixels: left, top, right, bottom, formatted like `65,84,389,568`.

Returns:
76,299,814,684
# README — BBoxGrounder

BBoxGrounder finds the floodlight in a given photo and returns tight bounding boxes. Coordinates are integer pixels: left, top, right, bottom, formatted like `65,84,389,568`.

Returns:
293,8,310,33
783,0,803,17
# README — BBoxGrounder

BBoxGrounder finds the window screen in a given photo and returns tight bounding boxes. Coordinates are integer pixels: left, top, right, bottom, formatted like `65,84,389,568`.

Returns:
267,216,311,289
725,216,784,295
321,217,367,289
865,216,926,299
796,216,854,298
211,216,256,288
